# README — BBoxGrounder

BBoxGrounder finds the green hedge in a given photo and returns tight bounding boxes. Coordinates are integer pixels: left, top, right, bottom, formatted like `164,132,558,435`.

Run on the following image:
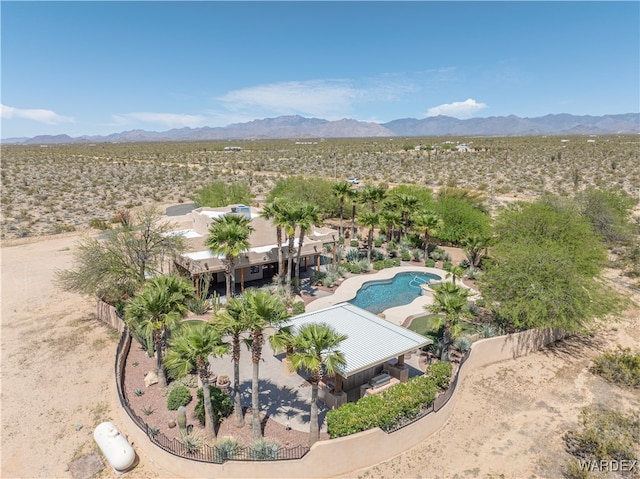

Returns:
326,362,452,438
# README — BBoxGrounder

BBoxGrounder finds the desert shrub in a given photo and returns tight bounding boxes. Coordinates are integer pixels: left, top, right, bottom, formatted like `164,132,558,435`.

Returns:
291,301,306,315
310,270,326,286
173,374,197,389
251,439,280,460
186,296,210,315
373,258,401,270
195,386,233,426
345,248,360,263
182,432,202,454
326,374,443,438
590,346,640,388
430,247,445,260
425,258,436,267
453,336,472,353
350,240,359,247
564,405,639,469
167,385,192,410
442,261,453,271
214,437,240,462
370,248,386,261
426,361,453,389
347,263,362,274
89,218,110,230
401,249,411,261
412,249,424,261
374,238,383,248
357,259,372,272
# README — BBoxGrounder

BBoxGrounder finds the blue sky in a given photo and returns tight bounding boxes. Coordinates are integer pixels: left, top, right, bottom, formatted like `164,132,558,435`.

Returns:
2,1,639,138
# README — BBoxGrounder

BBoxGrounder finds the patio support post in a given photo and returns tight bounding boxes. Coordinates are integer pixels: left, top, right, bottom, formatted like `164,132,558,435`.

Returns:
397,354,405,367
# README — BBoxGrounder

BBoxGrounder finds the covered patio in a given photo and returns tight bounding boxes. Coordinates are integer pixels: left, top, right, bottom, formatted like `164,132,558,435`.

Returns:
284,303,432,407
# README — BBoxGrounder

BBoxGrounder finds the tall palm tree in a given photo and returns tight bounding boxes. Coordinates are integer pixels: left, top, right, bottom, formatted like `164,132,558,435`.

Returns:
358,211,380,261
347,188,359,239
380,207,402,243
241,288,290,440
289,322,347,447
412,211,444,258
395,193,419,238
124,275,195,388
211,299,250,428
205,213,254,299
427,283,470,360
281,203,302,295
294,203,320,291
260,199,288,285
164,321,229,438
332,181,352,239
447,265,467,286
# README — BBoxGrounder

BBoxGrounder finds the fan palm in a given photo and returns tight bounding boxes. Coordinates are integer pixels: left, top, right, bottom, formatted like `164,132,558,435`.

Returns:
412,211,444,258
205,214,254,299
241,289,291,440
358,211,380,261
260,199,288,285
124,275,195,388
164,321,229,438
294,203,320,291
332,181,352,239
427,283,470,360
211,298,250,428
289,322,347,446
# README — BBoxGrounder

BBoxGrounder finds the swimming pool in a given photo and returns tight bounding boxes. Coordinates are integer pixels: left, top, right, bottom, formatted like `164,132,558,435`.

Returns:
348,272,441,314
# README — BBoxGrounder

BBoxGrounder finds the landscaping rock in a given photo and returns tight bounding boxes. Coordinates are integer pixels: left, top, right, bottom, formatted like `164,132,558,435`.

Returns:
144,370,158,387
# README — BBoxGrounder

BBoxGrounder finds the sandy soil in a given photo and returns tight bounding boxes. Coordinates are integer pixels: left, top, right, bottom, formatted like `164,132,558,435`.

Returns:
1,230,638,479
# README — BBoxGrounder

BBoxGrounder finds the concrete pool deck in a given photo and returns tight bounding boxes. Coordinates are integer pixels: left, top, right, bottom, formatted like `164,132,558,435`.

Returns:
305,265,449,325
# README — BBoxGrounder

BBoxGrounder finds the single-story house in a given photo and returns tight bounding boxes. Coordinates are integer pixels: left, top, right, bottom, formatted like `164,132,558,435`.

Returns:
171,205,339,293
283,302,432,407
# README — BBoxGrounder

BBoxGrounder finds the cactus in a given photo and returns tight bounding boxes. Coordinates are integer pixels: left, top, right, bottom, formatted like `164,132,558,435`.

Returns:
177,406,187,436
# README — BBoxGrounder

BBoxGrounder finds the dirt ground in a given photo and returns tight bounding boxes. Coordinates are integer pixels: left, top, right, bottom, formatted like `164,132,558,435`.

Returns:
1,229,639,479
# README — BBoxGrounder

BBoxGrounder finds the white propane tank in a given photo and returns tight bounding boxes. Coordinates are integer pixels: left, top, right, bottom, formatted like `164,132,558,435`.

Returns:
93,422,136,473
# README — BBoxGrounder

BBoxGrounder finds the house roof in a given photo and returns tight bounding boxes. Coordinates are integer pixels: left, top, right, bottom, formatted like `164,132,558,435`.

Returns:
286,302,432,378
171,205,338,275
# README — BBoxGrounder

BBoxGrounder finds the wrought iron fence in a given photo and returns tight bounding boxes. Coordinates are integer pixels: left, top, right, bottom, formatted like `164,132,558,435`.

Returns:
114,328,310,464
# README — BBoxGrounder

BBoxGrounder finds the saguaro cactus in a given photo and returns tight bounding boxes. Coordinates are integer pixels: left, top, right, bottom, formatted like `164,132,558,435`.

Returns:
177,406,187,437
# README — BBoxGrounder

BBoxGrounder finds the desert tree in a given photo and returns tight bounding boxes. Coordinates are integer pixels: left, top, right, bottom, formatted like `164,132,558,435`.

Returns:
55,206,185,304
332,181,352,238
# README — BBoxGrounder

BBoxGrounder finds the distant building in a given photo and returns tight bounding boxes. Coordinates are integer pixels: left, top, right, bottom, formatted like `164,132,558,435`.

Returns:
223,146,243,152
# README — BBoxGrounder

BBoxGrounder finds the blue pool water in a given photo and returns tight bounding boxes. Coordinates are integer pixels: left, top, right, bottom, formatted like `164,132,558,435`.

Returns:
348,272,441,314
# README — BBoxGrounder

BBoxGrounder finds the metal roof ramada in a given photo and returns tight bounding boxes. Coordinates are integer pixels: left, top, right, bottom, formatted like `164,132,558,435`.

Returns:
286,302,431,378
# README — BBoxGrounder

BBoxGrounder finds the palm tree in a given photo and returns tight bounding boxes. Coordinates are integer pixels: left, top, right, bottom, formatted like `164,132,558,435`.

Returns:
294,203,320,291
332,181,352,239
427,283,470,360
260,199,288,285
462,234,490,271
281,204,300,295
164,321,229,438
412,211,443,258
289,322,347,447
380,207,402,243
395,193,419,238
205,213,254,299
447,265,466,286
124,275,195,388
359,184,387,213
347,188,359,239
241,289,290,440
358,211,380,261
211,299,250,428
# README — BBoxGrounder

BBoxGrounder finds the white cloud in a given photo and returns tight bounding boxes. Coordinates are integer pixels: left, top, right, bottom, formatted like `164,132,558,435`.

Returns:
215,80,364,119
426,98,487,119
1,104,74,125
112,112,207,128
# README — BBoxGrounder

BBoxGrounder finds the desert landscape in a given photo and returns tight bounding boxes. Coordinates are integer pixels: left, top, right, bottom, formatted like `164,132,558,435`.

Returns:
1,137,639,478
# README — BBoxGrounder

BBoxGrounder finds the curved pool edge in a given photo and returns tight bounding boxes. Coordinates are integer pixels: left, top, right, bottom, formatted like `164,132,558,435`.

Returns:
305,265,448,314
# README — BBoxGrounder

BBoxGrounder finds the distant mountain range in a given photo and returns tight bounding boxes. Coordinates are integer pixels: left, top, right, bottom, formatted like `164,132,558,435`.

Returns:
3,113,639,144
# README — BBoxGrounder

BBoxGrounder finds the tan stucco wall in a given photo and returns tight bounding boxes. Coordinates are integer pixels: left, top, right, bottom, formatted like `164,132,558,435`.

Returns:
117,328,566,478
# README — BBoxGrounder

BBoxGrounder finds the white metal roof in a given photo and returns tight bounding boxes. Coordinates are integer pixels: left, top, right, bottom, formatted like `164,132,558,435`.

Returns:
286,303,431,378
